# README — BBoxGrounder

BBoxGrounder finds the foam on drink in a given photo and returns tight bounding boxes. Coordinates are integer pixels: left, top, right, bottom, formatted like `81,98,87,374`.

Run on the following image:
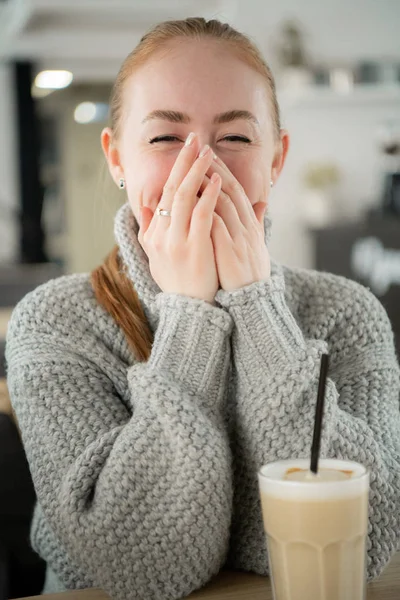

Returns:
284,467,353,482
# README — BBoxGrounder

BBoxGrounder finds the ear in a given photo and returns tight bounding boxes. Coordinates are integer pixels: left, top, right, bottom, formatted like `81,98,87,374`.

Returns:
101,127,123,186
271,128,290,184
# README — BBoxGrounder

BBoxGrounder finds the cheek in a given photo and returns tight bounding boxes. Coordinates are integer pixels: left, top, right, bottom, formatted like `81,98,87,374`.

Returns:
126,155,175,212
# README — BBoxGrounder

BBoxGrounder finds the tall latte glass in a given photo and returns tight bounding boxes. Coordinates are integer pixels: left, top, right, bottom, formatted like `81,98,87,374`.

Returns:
258,458,369,600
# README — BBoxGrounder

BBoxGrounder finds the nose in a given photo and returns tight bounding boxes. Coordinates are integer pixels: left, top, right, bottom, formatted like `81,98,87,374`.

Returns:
195,134,217,157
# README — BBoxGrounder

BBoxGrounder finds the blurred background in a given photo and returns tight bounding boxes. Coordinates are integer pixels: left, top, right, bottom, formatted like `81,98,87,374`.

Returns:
0,0,400,360
0,1,399,597
0,1,399,282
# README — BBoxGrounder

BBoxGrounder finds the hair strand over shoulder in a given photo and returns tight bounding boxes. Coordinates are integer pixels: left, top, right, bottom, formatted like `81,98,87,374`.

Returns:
91,245,153,362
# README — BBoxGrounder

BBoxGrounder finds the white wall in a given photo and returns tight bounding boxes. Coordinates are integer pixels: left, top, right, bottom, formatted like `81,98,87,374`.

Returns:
232,0,400,73
225,0,400,269
0,62,18,263
267,89,400,269
59,87,123,274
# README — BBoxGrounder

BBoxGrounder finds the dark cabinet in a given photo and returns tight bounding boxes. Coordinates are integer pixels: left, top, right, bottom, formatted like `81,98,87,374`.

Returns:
311,216,400,359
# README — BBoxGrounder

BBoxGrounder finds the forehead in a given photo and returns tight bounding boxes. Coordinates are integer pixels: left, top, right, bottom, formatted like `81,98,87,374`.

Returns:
123,39,270,126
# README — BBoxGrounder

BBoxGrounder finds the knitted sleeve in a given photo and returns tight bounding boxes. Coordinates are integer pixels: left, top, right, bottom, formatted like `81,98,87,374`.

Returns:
215,273,400,581
5,286,234,600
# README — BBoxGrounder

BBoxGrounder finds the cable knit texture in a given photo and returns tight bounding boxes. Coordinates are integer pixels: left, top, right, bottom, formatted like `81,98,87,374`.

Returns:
5,202,400,599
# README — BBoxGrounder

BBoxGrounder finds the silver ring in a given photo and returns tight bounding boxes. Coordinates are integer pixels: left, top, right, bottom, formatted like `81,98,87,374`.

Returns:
156,207,172,217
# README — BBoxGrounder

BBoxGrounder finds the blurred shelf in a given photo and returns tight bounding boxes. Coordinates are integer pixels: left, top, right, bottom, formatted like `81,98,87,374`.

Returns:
0,262,64,307
41,163,60,185
277,83,400,108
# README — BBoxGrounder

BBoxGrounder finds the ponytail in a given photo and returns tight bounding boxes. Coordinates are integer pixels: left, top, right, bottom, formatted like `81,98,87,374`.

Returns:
90,245,153,362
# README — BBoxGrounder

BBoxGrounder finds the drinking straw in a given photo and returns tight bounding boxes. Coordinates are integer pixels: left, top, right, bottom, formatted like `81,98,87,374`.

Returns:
310,354,330,474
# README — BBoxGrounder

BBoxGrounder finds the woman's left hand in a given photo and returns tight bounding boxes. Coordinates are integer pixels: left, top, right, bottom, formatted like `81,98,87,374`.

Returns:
203,156,271,292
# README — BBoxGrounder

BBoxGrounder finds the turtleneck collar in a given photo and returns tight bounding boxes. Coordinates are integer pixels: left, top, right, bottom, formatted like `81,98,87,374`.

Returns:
114,202,276,330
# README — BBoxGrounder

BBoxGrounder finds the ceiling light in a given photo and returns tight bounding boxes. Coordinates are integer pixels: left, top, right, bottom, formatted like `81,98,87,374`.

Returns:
31,85,54,99
74,102,109,124
34,70,73,90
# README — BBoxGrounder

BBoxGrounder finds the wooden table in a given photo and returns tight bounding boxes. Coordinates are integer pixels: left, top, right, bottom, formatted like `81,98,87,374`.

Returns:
19,551,400,599
0,378,11,415
0,308,12,415
0,307,12,339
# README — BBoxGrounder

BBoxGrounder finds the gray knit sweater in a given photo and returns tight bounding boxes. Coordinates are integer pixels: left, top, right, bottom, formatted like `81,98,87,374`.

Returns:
5,203,400,600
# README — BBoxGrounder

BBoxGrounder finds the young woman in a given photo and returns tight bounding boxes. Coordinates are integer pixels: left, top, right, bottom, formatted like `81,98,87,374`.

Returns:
6,17,400,600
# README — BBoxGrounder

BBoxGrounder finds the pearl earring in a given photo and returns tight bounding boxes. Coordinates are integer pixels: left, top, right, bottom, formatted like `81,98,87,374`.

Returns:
270,180,274,188
119,178,126,190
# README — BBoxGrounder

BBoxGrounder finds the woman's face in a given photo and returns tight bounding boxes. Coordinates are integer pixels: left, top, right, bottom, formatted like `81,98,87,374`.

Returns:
102,39,289,224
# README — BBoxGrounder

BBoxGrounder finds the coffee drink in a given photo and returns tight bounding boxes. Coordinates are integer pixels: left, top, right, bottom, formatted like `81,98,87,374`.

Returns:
258,459,369,600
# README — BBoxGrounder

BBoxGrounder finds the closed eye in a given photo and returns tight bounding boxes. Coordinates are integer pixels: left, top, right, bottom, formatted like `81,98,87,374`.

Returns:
223,136,251,143
149,135,251,143
149,135,179,143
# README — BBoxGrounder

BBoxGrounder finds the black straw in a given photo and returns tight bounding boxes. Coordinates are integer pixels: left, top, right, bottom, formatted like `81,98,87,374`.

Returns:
310,354,330,475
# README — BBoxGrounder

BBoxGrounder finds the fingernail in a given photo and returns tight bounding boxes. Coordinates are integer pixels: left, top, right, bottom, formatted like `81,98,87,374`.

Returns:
185,132,196,146
199,144,210,157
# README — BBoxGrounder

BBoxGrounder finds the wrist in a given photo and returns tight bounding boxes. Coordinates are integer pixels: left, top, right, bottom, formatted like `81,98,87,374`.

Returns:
147,293,233,398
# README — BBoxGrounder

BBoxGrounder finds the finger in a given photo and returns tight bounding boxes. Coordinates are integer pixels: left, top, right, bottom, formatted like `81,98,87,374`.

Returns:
170,145,215,238
207,159,254,228
157,132,199,218
211,211,231,248
252,201,268,225
138,206,154,248
145,201,159,238
190,172,221,238
202,174,241,240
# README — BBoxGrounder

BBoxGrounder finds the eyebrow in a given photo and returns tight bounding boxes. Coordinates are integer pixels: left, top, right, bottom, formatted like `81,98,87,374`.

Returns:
141,109,259,127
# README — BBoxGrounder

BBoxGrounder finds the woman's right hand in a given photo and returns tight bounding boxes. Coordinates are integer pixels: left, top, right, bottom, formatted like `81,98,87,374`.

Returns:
138,134,222,305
